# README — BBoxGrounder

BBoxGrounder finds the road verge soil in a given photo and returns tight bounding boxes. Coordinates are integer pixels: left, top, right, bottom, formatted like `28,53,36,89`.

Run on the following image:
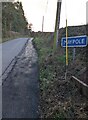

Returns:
33,32,88,119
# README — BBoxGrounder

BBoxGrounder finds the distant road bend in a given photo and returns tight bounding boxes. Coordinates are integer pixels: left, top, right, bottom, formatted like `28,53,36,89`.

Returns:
1,38,29,77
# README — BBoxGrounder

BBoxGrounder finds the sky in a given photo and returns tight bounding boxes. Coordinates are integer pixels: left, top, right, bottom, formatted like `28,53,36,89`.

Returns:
18,0,88,32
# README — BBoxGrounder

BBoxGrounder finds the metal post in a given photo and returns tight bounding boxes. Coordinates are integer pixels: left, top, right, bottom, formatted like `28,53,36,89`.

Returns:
73,47,76,62
65,19,68,80
66,19,68,66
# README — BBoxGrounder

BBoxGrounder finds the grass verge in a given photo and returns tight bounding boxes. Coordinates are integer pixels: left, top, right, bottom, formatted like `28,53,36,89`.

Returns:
33,32,88,119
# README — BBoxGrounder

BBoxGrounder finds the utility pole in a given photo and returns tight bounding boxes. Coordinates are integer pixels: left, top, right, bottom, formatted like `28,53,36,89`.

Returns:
65,19,68,80
42,16,44,32
53,0,62,50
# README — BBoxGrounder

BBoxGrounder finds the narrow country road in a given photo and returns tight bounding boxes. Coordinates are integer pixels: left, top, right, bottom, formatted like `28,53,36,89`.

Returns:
1,38,29,76
2,39,40,118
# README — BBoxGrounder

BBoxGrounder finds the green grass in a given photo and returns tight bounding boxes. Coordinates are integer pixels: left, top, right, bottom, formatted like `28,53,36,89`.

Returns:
53,112,65,120
55,55,66,64
33,35,54,90
33,33,84,118
33,34,74,92
33,31,87,118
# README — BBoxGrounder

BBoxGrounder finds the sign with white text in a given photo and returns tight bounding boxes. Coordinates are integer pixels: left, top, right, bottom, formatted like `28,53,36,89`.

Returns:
61,35,87,47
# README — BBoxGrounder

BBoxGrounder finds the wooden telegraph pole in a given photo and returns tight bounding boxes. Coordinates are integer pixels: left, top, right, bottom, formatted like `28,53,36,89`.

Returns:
65,0,68,80
65,19,68,80
42,16,44,32
53,0,62,50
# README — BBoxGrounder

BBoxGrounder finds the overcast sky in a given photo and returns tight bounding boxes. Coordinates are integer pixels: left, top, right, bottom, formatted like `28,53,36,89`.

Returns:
18,0,87,32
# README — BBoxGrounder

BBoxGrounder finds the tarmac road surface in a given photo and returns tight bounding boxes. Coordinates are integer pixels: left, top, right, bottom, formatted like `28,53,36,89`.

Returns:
1,38,29,76
2,39,40,118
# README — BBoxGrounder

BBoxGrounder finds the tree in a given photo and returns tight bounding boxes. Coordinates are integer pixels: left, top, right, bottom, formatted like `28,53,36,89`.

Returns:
2,1,29,37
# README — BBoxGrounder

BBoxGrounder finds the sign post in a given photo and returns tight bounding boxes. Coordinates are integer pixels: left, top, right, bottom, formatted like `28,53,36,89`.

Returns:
66,19,68,66
61,35,87,80
65,19,68,80
73,47,76,62
61,35,87,47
